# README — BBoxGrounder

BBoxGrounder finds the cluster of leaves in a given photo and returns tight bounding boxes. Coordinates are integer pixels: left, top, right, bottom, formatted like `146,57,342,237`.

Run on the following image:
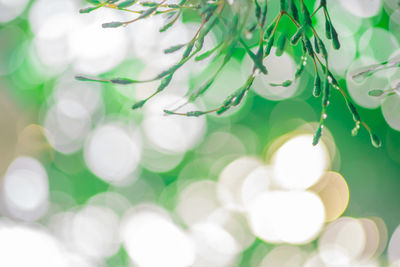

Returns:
76,0,381,148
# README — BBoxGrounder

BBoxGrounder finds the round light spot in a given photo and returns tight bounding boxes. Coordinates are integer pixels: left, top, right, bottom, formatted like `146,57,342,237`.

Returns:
241,166,272,209
389,224,400,263
358,28,399,62
71,206,120,260
310,171,349,222
0,0,30,23
359,218,380,260
122,208,195,267
271,134,329,190
140,145,184,173
217,157,265,211
248,191,325,244
69,9,128,75
318,217,366,266
190,222,241,267
207,208,256,251
304,252,326,267
84,123,141,184
143,94,206,154
88,192,131,217
0,223,67,267
260,245,306,267
30,0,128,75
1,157,49,221
382,94,400,131
44,99,92,154
339,0,382,18
176,180,220,226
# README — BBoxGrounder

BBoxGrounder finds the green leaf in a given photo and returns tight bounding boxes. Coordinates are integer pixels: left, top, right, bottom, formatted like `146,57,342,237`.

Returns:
157,74,173,92
270,80,292,87
139,6,157,19
75,75,92,82
325,17,332,39
264,21,276,40
301,2,312,26
265,35,274,56
347,101,361,122
280,0,286,11
289,0,299,21
102,21,124,28
314,36,320,54
79,6,100,13
189,78,215,102
317,38,328,59
322,78,330,106
182,41,194,58
159,12,180,32
313,74,321,97
110,78,138,84
164,44,185,54
86,0,101,5
331,25,340,49
276,33,287,57
370,133,382,148
195,45,219,61
186,111,205,117
295,58,305,79
255,0,262,23
368,89,384,97
216,105,229,115
303,34,314,56
232,89,247,106
312,125,323,146
163,110,175,115
132,100,146,110
75,75,108,83
118,0,137,8
290,27,303,45
260,0,268,26
141,1,158,7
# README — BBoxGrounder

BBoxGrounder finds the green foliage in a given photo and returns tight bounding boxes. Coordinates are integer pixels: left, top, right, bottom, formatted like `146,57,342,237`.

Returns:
76,0,380,148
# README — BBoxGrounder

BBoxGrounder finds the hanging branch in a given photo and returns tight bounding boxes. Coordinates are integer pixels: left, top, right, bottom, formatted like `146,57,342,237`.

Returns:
76,0,381,148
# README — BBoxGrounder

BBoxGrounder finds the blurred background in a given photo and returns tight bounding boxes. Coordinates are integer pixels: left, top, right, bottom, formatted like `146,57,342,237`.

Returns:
0,0,400,266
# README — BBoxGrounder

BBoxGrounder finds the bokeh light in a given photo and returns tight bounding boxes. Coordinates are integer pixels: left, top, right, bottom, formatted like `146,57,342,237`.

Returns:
0,222,68,267
122,205,195,267
142,94,206,154
310,171,349,222
1,157,49,221
271,134,329,190
217,156,265,210
318,217,367,265
389,225,400,264
84,122,141,185
0,0,30,23
339,0,382,18
248,191,325,244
